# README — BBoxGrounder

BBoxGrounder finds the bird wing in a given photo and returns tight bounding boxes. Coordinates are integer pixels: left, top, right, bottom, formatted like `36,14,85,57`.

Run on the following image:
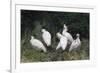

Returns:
69,38,81,52
60,37,68,50
69,40,77,52
42,31,51,46
56,42,61,50
30,39,47,52
76,38,81,49
63,32,73,43
66,33,73,42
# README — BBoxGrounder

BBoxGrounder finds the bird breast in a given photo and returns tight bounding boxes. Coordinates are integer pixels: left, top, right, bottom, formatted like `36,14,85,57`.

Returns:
72,38,81,48
60,36,68,47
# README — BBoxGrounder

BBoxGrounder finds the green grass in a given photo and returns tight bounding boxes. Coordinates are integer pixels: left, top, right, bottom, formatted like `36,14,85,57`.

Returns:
21,39,89,63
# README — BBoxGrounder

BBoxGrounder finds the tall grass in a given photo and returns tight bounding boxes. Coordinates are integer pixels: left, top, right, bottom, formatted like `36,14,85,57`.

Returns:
21,38,89,63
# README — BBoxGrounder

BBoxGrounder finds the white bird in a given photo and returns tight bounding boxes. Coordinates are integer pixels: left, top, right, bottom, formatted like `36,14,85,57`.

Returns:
30,36,47,52
69,33,81,52
63,24,68,31
41,29,51,46
62,24,73,45
56,32,68,51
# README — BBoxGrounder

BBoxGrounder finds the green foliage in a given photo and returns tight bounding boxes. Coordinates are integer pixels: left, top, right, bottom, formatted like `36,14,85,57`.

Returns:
21,10,90,63
21,10,89,39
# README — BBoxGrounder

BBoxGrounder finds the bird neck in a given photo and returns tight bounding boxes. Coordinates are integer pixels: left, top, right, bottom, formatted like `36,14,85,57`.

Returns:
77,36,80,40
62,29,66,34
31,36,34,39
76,37,80,43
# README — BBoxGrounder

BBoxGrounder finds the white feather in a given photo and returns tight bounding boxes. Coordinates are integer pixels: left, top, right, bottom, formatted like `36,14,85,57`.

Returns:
30,36,47,52
56,43,60,50
42,29,51,46
69,34,81,52
64,24,68,31
62,25,73,44
56,32,68,50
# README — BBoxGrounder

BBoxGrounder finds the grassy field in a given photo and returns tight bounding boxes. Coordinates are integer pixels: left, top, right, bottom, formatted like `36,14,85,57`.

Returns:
21,38,89,63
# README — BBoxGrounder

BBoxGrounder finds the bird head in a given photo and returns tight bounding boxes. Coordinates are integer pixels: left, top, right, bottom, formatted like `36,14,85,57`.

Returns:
41,29,46,33
56,32,62,39
76,33,80,37
31,36,34,39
